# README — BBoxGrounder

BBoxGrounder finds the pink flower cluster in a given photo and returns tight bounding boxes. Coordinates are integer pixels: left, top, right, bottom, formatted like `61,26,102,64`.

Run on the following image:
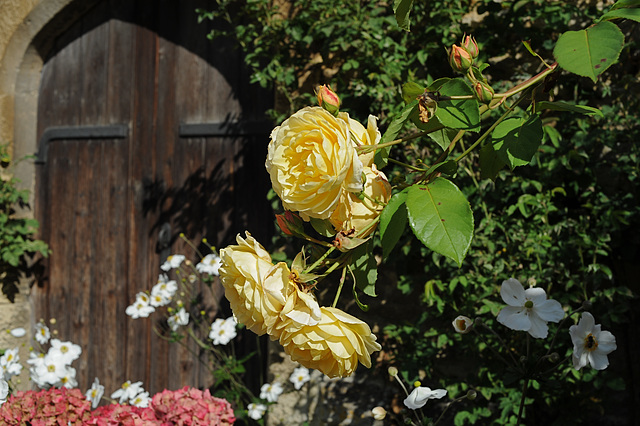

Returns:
0,386,235,426
0,387,92,425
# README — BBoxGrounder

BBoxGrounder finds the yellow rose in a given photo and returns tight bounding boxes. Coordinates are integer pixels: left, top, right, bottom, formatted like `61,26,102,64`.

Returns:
278,306,382,378
266,106,363,220
339,112,381,168
219,232,295,337
330,165,391,237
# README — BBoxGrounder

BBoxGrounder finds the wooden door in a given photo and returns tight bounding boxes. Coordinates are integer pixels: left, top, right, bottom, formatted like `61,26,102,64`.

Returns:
33,0,272,395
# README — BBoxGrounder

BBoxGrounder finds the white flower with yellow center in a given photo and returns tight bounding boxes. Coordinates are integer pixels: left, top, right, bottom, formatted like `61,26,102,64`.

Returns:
289,366,311,390
569,312,617,370
197,253,222,276
209,316,237,345
34,321,51,345
86,377,105,408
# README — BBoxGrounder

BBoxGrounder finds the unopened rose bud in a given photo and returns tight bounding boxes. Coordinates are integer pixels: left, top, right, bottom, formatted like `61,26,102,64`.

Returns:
371,406,387,420
316,84,341,115
474,81,494,104
449,44,473,73
466,390,478,400
276,210,305,236
452,315,473,334
462,35,479,59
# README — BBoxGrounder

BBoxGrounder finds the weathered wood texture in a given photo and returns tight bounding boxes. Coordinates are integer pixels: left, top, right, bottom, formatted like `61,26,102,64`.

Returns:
33,0,272,395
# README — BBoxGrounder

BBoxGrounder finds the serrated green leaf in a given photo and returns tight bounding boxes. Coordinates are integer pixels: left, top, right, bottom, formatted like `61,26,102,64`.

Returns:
553,21,624,83
427,127,459,151
427,78,451,92
393,0,414,31
375,100,418,168
380,190,408,259
402,81,425,104
600,7,640,22
436,78,481,131
491,115,543,169
611,0,640,10
350,241,377,296
310,217,335,237
406,178,474,266
535,101,604,117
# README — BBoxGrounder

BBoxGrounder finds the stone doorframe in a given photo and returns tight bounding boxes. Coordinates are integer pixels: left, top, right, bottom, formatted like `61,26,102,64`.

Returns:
0,0,100,385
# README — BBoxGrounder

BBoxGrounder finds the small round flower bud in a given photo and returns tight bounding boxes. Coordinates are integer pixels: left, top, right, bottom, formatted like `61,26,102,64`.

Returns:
548,352,560,363
449,44,473,73
519,355,527,364
474,81,494,104
316,84,341,115
388,366,398,377
582,300,593,310
49,318,57,325
452,315,473,334
462,35,479,58
466,390,478,400
371,406,387,420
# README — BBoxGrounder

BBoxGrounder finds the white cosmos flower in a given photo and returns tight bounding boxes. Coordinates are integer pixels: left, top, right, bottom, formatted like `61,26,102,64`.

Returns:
209,316,237,345
111,380,144,404
247,402,267,420
130,391,151,407
260,382,284,403
125,292,155,319
196,253,222,276
49,339,82,364
1,348,23,380
289,366,311,390
33,353,67,387
34,321,51,345
569,312,617,370
160,254,186,271
403,386,447,410
58,366,78,389
86,377,105,408
496,278,564,338
168,308,190,331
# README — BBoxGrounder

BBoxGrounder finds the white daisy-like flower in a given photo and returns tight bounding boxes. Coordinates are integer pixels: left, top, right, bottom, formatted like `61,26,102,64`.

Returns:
496,278,564,338
260,381,284,403
209,316,237,345
160,254,186,271
33,353,67,387
1,347,23,381
569,312,617,370
196,253,222,276
168,308,190,331
247,402,267,420
130,390,151,407
0,378,8,404
125,292,155,319
86,377,105,409
58,366,78,389
34,321,51,345
49,339,82,364
289,366,311,390
403,386,447,410
111,380,144,404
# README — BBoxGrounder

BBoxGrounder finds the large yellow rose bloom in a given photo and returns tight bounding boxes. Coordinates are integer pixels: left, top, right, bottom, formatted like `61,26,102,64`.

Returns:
339,112,381,168
278,306,382,378
330,165,391,237
219,233,294,337
266,106,364,220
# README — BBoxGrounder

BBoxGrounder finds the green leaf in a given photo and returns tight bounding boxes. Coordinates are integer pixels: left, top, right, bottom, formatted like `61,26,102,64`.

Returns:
402,82,425,104
393,0,414,31
380,190,409,259
479,142,506,180
406,178,474,266
436,78,481,131
427,127,460,151
350,241,377,296
611,0,640,11
600,7,640,22
375,100,418,168
553,21,624,83
535,101,604,117
309,217,335,237
491,115,543,169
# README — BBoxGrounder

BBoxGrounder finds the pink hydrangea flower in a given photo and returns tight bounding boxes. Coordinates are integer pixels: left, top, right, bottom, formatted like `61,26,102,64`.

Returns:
150,386,235,425
0,387,92,425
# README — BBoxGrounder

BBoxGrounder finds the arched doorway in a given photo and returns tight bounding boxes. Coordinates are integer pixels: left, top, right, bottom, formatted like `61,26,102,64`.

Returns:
30,0,272,394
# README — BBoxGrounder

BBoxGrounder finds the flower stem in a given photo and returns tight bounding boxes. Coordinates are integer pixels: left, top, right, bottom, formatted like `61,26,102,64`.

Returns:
516,378,530,426
432,394,468,426
332,267,348,308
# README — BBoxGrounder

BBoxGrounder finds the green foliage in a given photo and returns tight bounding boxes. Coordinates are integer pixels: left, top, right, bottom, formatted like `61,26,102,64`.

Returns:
0,144,49,302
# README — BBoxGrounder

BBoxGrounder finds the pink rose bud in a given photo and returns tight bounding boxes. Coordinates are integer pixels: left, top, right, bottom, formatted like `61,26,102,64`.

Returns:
276,210,304,236
474,81,494,104
316,84,341,115
449,44,473,73
462,35,479,59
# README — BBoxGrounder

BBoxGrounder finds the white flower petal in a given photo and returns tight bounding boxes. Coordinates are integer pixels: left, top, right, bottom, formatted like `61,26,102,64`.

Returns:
497,306,531,331
524,287,547,305
500,278,526,306
534,299,564,323
527,314,549,339
588,351,610,370
596,331,617,354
